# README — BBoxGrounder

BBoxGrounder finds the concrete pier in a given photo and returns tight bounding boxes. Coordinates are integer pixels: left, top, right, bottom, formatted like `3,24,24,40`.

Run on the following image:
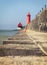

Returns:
0,31,45,56
0,30,47,65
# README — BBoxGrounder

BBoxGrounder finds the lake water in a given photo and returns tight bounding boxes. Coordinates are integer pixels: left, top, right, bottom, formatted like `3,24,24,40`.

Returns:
0,30,18,44
0,30,18,36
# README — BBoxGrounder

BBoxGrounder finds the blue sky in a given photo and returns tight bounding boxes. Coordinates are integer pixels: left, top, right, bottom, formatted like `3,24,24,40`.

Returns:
0,0,47,30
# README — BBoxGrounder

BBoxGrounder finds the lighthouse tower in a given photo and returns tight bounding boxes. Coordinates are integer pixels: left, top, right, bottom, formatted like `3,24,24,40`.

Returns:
22,12,31,32
26,12,31,25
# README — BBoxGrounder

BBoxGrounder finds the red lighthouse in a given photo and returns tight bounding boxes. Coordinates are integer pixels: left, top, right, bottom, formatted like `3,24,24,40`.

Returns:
26,12,31,25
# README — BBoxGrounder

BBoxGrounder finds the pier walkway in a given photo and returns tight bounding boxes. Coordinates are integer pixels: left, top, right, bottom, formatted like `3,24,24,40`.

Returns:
0,31,46,56
0,30,47,65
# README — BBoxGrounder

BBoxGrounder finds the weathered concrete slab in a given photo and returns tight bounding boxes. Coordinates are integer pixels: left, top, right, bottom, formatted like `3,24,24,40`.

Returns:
3,40,33,44
0,47,44,56
8,37,30,40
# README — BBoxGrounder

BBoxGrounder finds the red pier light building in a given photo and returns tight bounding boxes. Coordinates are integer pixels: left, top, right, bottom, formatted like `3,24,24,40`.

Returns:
26,12,31,25
18,22,22,28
